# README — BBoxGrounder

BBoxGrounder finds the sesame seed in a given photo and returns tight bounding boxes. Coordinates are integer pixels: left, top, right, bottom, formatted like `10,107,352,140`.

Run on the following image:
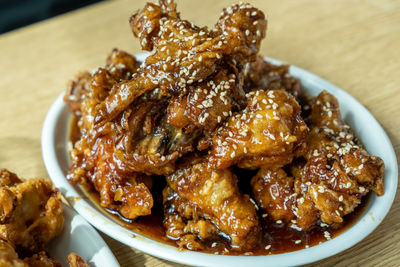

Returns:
324,231,331,240
276,220,282,224
262,213,268,218
211,242,217,248
230,151,235,158
265,245,271,250
295,240,301,244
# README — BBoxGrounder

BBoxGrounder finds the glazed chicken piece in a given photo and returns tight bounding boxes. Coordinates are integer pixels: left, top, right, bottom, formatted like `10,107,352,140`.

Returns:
293,91,384,229
251,168,296,223
167,70,240,136
208,89,308,169
94,0,267,124
0,169,64,254
250,91,384,231
69,128,154,219
166,156,260,250
64,48,139,117
243,56,302,97
163,186,221,250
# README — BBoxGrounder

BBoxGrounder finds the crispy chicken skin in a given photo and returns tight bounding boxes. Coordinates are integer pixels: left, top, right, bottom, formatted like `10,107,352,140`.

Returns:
166,156,260,250
208,89,307,169
0,169,64,254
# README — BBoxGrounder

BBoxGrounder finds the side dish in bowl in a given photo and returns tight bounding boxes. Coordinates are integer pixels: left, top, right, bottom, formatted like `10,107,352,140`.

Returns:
42,0,397,266
0,169,118,267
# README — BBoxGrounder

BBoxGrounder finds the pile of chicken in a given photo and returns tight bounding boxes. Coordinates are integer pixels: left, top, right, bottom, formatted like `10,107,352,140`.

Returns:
64,0,384,252
0,169,87,267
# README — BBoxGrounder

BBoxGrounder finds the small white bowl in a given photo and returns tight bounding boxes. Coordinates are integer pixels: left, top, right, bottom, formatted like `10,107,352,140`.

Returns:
41,55,398,267
49,204,119,266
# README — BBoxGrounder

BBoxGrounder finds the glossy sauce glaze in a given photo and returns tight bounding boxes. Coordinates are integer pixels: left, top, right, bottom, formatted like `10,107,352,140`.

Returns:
69,116,370,255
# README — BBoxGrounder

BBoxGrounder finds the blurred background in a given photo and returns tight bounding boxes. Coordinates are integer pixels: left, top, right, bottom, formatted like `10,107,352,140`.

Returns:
0,0,104,34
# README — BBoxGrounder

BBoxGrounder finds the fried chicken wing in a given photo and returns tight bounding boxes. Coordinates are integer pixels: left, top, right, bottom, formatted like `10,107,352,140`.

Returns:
208,89,307,169
94,0,267,124
0,169,63,254
249,92,384,231
166,156,260,250
293,91,384,229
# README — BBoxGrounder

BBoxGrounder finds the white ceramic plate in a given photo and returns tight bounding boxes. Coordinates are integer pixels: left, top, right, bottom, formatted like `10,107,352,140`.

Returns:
41,54,398,267
49,204,119,267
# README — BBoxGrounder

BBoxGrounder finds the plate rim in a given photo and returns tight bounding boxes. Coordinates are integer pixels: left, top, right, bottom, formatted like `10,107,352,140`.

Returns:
49,203,120,267
41,56,398,267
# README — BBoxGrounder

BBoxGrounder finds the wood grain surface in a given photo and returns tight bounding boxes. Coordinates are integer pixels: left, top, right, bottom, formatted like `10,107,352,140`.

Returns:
0,0,399,266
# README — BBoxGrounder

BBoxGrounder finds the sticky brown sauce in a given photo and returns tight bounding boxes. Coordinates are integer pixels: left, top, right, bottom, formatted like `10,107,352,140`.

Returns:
69,116,370,255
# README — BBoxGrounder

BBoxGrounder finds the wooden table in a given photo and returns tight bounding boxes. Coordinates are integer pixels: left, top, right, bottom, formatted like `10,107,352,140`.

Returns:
0,0,399,266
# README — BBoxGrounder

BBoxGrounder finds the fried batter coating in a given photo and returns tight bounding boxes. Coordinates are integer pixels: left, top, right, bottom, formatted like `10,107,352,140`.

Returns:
166,156,260,250
167,70,239,135
251,168,296,223
94,0,267,124
209,89,307,169
64,48,139,117
69,128,154,219
0,169,63,254
163,186,220,250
